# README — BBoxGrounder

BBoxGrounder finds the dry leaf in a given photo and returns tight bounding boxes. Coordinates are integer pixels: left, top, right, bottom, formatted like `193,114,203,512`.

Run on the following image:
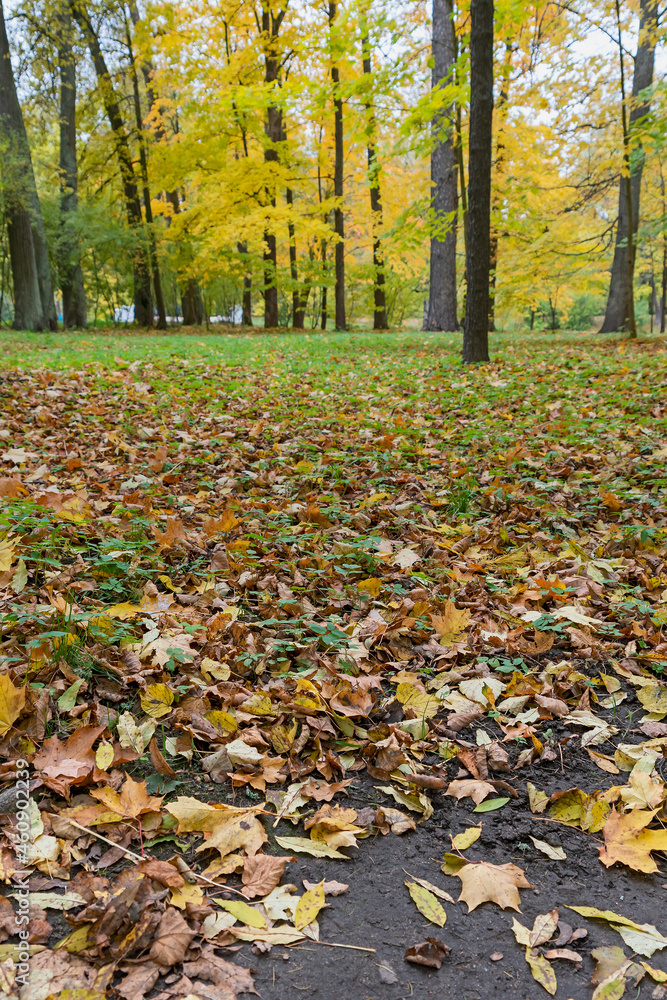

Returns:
599,808,667,874
149,907,196,966
404,937,451,969
452,826,482,850
241,854,288,899
295,880,326,930
453,861,532,912
530,837,566,860
167,796,267,857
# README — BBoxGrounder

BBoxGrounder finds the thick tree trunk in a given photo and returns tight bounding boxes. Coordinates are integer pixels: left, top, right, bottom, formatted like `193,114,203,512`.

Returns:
126,23,166,329
360,13,387,330
599,0,657,334
425,0,457,332
329,2,346,330
462,0,493,364
0,0,56,330
57,9,86,328
238,241,253,325
73,3,152,326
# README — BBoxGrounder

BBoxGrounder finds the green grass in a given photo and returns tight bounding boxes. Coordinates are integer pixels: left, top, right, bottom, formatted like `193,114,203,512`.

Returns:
0,326,624,371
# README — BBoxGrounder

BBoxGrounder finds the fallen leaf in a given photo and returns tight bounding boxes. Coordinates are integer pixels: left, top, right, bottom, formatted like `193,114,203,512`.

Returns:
274,835,349,859
444,779,496,805
140,683,174,718
404,937,451,969
302,879,349,896
405,880,447,927
167,796,267,857
599,807,667,873
452,827,482,850
149,907,196,966
241,854,288,899
431,602,471,643
525,947,557,995
530,837,566,860
0,675,25,737
295,879,325,930
217,899,267,929
91,774,163,820
453,861,532,912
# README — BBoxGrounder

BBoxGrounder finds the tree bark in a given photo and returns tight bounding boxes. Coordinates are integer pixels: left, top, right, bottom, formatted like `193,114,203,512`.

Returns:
261,1,285,329
360,10,387,330
425,0,457,332
73,2,152,326
488,40,512,333
165,189,204,324
238,241,253,325
57,9,86,328
0,0,56,330
462,0,493,364
329,2,346,330
599,0,657,334
125,16,166,329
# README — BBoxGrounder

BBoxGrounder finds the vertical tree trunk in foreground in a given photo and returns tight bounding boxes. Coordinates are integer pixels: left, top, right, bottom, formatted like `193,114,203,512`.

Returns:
0,0,56,330
329,2,346,330
599,0,657,334
57,8,86,327
360,9,387,329
425,0,457,332
462,0,493,363
488,40,512,332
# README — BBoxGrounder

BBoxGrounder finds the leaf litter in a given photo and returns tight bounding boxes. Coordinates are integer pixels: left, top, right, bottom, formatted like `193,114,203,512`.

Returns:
0,335,666,995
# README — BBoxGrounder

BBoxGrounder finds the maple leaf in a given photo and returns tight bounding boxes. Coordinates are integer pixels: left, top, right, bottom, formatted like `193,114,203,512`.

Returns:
0,674,25,736
452,861,533,912
167,796,267,857
33,724,106,798
599,807,667,873
152,516,187,550
444,779,496,805
91,774,164,820
431,601,471,643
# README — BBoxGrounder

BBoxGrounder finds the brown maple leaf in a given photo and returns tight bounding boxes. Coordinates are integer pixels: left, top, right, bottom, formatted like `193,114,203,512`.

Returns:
599,807,667,874
33,724,106,798
453,861,533,912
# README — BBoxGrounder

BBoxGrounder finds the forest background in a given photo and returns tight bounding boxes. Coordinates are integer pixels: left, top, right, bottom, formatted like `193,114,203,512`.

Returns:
0,0,665,336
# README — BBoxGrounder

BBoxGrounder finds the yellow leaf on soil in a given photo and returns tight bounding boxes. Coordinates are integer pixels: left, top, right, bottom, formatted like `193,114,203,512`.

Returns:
525,947,557,995
599,807,667,874
395,682,440,718
638,686,667,715
452,827,482,850
405,881,447,927
295,880,325,930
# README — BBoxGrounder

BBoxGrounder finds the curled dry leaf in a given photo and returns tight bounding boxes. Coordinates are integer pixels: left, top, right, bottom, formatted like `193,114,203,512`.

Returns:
404,937,451,969
302,879,349,896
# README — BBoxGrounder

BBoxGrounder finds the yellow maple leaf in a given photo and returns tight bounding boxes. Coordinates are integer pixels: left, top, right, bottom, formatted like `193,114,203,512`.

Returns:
599,807,667,873
0,675,25,737
431,602,471,644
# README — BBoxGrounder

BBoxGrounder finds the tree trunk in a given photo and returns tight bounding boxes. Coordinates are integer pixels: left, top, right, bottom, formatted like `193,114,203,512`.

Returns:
57,9,86,328
488,40,512,333
599,0,657,334
0,0,56,330
462,0,493,364
329,2,346,330
73,3,152,326
238,241,252,325
125,19,166,329
165,189,204,324
360,11,387,330
261,1,285,329
425,0,457,332
285,185,304,328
